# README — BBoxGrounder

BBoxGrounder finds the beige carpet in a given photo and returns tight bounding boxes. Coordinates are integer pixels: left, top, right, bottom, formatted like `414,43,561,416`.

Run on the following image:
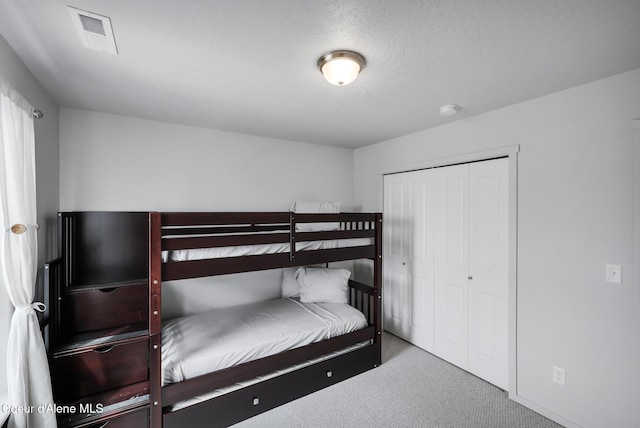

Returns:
232,332,563,428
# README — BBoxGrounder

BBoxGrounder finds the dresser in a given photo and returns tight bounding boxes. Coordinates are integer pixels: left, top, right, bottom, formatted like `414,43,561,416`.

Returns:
47,212,152,428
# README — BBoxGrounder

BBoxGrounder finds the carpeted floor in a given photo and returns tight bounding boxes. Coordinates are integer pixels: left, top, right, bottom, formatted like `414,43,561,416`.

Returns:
232,332,563,428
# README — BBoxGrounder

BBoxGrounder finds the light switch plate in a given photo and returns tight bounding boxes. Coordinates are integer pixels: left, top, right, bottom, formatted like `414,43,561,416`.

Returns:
605,264,622,284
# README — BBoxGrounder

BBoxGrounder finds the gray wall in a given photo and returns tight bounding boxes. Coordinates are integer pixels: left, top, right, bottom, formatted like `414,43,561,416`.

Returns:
0,35,59,394
354,69,640,427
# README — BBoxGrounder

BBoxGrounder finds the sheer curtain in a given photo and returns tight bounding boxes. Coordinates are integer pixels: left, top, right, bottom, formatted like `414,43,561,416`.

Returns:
0,81,56,427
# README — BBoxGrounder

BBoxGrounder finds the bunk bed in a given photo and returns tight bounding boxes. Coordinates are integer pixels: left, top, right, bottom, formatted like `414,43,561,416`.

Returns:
48,209,382,428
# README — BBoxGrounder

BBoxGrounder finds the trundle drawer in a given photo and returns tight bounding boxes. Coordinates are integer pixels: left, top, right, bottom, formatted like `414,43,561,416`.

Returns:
81,407,149,428
53,338,149,402
64,283,148,333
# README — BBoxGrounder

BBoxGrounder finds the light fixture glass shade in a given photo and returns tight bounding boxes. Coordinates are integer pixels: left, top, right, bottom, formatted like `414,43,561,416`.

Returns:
318,51,365,86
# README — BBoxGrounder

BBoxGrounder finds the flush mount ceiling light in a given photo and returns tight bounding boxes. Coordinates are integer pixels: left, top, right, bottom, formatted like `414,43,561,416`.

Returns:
317,50,366,86
440,104,461,116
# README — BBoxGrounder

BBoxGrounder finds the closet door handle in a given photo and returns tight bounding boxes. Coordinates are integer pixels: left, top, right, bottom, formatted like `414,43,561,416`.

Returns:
468,276,473,280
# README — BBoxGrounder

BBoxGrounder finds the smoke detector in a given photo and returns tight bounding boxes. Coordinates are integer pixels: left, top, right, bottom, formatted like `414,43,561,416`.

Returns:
68,6,118,55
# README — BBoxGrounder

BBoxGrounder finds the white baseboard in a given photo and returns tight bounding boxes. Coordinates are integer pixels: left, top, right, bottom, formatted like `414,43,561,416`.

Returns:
509,391,582,428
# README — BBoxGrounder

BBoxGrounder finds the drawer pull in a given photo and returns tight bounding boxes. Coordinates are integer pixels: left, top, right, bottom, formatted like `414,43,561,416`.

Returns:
99,287,117,293
93,345,115,354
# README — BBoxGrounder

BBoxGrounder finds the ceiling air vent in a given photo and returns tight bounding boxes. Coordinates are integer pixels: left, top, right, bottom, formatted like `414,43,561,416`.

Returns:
68,6,118,55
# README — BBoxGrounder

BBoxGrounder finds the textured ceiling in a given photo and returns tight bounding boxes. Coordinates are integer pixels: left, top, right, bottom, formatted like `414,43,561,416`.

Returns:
1,0,639,148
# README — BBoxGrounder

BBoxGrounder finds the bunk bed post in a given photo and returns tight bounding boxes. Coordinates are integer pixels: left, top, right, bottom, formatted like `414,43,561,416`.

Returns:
374,213,383,366
149,212,162,428
289,211,296,263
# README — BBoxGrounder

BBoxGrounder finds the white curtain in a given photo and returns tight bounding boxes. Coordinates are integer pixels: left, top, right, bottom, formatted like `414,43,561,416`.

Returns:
0,81,56,427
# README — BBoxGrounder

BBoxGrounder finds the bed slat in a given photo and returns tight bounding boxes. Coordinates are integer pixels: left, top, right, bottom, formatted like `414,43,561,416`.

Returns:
291,246,375,264
293,229,374,241
162,233,289,251
163,253,292,280
162,212,290,226
291,212,376,223
161,224,289,236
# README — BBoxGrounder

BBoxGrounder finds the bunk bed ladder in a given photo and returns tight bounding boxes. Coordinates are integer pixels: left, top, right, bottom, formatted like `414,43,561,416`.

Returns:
149,212,162,428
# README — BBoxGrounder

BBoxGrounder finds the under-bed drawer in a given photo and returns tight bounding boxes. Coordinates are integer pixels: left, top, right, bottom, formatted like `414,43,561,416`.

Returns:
76,407,149,428
64,282,149,334
53,338,149,403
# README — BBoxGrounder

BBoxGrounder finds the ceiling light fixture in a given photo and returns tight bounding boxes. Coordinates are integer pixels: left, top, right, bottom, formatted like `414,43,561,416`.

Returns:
440,104,461,116
317,50,366,86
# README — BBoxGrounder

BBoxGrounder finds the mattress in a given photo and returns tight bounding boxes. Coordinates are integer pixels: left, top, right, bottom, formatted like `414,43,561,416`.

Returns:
162,238,372,262
161,297,368,386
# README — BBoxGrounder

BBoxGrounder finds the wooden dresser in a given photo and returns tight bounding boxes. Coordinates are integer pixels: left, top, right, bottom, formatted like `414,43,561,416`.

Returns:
47,212,151,428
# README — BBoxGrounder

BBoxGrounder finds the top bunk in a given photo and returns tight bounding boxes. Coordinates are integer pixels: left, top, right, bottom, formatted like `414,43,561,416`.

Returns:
159,211,382,281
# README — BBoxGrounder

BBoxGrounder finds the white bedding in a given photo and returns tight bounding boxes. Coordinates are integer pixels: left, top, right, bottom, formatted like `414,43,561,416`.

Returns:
161,297,368,386
162,238,372,262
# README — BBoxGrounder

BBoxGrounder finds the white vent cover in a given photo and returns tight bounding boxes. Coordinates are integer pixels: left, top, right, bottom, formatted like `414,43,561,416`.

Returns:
68,6,118,55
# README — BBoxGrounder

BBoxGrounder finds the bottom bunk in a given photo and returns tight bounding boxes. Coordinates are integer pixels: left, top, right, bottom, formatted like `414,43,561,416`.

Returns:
160,275,380,427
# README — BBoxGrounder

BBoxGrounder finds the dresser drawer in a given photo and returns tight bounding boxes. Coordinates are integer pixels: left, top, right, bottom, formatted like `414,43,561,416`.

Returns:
64,283,148,334
53,338,149,402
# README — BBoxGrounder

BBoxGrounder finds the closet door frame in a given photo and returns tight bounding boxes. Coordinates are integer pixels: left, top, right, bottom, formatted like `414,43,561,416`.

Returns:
379,145,519,396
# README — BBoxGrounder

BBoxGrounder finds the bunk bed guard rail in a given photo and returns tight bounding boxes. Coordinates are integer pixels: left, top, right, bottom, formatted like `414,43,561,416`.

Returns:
160,212,380,280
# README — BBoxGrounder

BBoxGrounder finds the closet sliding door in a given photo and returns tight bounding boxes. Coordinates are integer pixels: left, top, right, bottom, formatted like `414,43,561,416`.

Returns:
383,158,508,390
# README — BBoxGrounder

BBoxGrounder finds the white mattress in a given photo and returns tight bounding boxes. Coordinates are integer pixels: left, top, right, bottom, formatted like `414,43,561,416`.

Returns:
162,238,372,262
161,297,368,386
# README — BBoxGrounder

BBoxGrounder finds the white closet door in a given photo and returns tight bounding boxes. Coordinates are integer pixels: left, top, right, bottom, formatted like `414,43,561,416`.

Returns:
383,173,411,338
467,158,508,389
433,164,470,369
384,158,509,390
407,169,436,351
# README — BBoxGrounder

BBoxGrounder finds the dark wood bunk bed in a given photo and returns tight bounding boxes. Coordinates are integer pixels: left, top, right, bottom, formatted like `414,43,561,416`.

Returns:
47,210,382,428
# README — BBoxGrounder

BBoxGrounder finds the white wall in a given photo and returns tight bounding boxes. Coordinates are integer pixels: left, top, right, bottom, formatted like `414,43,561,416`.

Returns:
59,108,355,315
354,69,640,427
0,35,59,398
60,108,354,212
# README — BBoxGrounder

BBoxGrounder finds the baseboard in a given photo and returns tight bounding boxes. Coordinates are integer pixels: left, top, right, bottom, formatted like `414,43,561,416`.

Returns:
509,392,582,428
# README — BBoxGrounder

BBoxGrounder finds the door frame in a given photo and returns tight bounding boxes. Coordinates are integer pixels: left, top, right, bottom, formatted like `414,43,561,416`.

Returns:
380,145,519,395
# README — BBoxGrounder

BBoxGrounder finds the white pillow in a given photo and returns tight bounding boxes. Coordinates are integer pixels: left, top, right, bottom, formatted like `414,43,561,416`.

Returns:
281,267,303,298
297,267,351,304
290,201,341,213
290,201,341,231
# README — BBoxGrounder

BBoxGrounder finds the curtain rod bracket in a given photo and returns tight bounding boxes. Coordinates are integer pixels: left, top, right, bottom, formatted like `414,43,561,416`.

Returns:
33,109,43,119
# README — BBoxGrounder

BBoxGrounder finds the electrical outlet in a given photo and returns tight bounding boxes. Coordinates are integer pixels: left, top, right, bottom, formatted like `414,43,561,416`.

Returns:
605,264,622,284
552,366,566,386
